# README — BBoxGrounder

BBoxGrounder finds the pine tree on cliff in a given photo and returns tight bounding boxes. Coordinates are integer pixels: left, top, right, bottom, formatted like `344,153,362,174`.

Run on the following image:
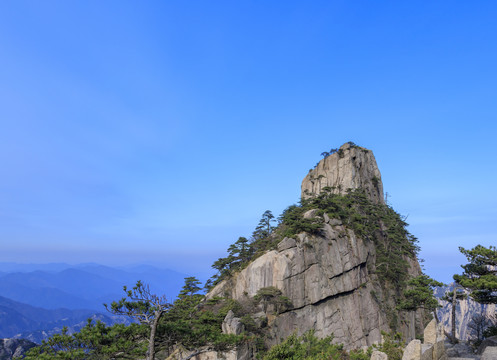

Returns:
251,210,276,255
105,281,170,360
452,245,497,342
253,210,276,239
454,245,497,304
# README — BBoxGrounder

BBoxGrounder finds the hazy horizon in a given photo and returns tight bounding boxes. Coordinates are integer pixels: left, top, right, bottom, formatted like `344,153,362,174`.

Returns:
1,1,497,284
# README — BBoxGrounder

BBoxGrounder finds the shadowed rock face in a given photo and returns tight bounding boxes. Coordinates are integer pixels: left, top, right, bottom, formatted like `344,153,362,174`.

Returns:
301,143,384,204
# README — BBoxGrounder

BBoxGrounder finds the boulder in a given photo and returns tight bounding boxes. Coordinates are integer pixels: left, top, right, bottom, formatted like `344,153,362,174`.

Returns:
371,350,388,360
423,319,437,344
402,339,421,360
478,335,497,354
481,346,497,360
420,344,433,360
222,310,244,335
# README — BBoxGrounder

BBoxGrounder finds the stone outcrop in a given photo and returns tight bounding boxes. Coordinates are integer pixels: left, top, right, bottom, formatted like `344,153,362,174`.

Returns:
424,319,438,345
222,310,245,335
301,143,384,204
371,350,388,360
206,143,424,356
478,336,497,355
481,346,497,360
402,339,422,360
208,222,389,349
402,320,447,360
0,338,36,360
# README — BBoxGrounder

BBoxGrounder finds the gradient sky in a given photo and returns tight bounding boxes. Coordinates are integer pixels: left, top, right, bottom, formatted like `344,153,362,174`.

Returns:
1,1,496,283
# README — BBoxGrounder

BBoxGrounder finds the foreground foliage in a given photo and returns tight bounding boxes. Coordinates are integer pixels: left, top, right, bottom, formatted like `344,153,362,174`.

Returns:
454,245,497,304
261,330,403,360
22,278,241,360
21,321,147,360
105,280,170,360
262,331,346,360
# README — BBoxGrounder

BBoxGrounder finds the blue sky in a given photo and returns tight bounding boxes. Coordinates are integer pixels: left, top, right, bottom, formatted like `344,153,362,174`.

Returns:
0,1,496,283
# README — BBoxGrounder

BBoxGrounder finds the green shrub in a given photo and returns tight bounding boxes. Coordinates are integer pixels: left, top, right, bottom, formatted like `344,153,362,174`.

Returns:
263,330,345,360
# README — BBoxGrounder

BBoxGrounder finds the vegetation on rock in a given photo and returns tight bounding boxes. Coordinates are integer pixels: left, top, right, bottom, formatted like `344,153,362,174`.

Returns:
20,321,148,360
279,188,420,287
397,274,444,312
22,278,242,360
262,330,346,360
261,330,403,360
209,188,420,293
452,245,497,344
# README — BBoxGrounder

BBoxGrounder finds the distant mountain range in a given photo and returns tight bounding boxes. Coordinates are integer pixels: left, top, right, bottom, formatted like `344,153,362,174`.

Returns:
0,295,129,343
0,263,189,343
0,263,188,310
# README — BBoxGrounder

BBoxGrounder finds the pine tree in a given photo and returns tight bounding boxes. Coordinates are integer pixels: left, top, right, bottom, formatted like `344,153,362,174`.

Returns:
453,245,497,304
397,274,443,312
105,281,170,360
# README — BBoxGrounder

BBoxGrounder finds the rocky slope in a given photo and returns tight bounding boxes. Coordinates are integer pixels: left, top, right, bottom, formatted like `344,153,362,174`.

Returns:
0,338,36,360
206,143,425,356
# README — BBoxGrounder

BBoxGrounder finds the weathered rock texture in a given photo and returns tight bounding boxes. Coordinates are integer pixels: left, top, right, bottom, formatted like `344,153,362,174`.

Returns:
436,284,496,341
205,143,424,357
301,143,384,204
371,350,388,360
402,320,446,360
481,346,497,360
209,227,387,349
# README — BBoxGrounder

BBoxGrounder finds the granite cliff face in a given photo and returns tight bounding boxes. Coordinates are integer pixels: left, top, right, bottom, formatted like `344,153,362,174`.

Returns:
301,143,384,204
209,221,388,349
204,143,425,358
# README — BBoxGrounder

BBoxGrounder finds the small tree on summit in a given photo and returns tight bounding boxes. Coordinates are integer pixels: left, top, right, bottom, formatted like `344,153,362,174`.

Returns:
105,281,170,360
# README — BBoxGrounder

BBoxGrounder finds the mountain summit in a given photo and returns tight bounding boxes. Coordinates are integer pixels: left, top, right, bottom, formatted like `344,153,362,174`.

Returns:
302,142,384,204
205,143,424,358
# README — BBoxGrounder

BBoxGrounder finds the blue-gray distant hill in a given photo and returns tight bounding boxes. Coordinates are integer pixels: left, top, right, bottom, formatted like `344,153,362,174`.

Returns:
0,263,188,311
0,263,189,343
0,295,125,343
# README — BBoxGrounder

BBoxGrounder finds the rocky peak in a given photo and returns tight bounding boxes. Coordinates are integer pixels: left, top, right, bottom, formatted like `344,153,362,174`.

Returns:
201,143,424,359
301,143,384,204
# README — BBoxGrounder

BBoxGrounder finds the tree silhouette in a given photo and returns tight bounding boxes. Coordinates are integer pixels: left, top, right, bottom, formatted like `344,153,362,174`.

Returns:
105,281,170,360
